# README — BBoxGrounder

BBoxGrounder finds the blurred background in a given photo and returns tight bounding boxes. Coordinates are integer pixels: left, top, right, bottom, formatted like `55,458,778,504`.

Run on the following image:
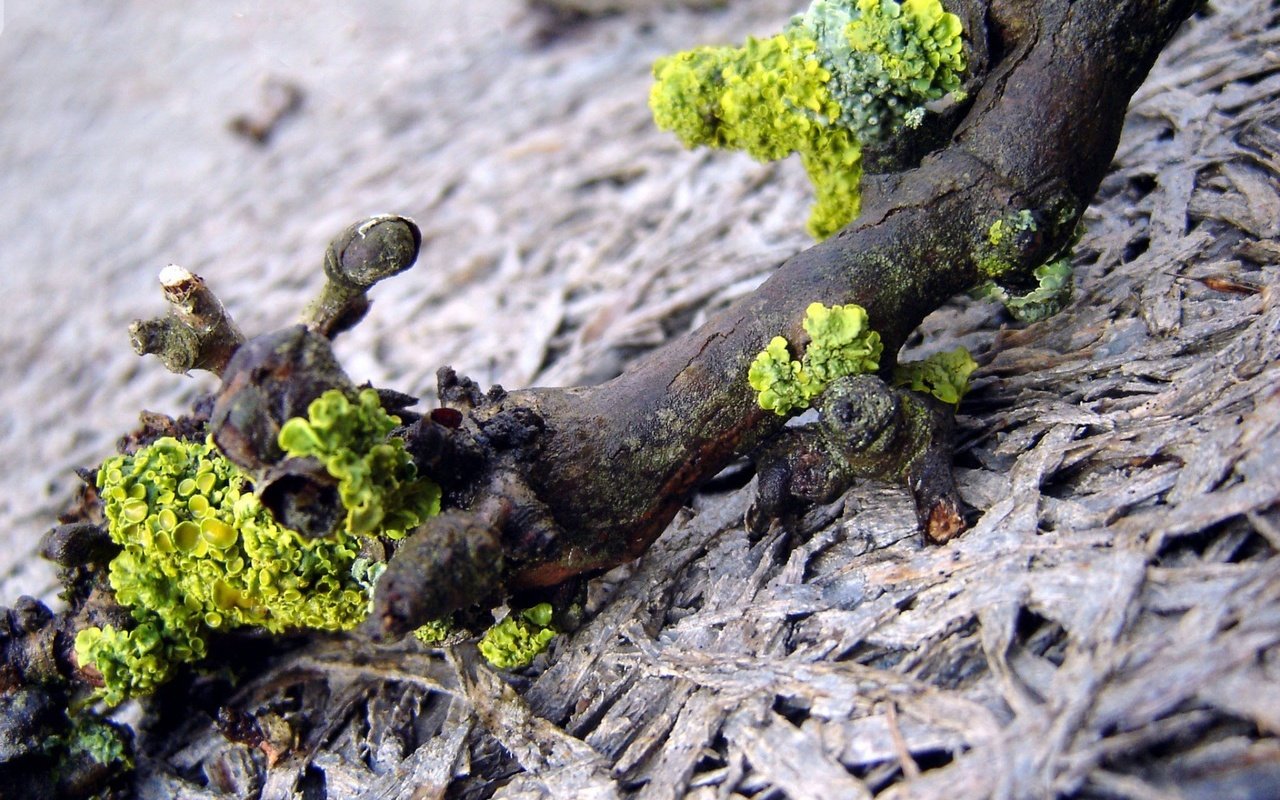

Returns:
0,0,812,600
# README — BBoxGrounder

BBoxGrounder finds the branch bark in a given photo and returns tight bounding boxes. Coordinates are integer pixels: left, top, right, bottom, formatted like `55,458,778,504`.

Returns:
209,0,1201,634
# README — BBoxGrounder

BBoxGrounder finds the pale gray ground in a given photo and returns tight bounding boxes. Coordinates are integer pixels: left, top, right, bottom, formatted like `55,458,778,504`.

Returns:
2,1,1279,798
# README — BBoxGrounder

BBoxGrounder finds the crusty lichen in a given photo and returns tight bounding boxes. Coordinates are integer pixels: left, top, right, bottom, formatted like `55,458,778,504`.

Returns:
892,346,977,404
649,0,965,238
477,603,558,670
76,388,440,706
748,302,883,415
976,209,1039,278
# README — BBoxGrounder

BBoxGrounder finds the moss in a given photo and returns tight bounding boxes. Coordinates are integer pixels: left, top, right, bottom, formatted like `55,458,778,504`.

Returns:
892,346,977,404
77,389,441,706
748,302,883,415
477,603,558,670
650,0,965,238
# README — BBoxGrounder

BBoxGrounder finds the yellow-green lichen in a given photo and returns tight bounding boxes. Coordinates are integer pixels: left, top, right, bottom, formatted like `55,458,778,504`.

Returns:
77,389,441,706
477,603,558,670
975,256,1074,323
892,346,977,404
977,209,1038,278
278,388,440,539
59,716,132,769
412,619,454,646
650,0,965,238
748,302,883,416
651,32,862,238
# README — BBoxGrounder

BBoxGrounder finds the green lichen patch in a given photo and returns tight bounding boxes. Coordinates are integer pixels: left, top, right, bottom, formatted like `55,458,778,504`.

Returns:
650,0,965,238
795,0,966,141
892,346,977,404
650,32,862,238
748,302,883,415
412,618,454,646
977,209,1039,278
477,603,558,670
279,388,441,538
56,716,133,769
975,256,1075,323
77,389,442,706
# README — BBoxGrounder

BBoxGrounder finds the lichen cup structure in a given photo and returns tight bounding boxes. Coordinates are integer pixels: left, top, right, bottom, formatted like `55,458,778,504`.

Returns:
2,0,1200,793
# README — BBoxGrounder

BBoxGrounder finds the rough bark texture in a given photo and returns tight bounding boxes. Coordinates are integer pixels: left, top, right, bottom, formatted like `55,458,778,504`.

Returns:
369,0,1198,621
2,0,1279,798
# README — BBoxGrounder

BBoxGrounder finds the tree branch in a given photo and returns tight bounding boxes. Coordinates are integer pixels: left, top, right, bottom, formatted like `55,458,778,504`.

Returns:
360,0,1198,632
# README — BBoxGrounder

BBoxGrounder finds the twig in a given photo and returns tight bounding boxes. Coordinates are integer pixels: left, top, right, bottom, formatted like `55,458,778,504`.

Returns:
129,265,245,376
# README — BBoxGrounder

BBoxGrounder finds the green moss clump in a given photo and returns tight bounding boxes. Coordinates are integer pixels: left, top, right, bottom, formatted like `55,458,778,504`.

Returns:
477,603,558,670
748,302,883,415
650,0,965,238
892,346,977,404
77,389,441,706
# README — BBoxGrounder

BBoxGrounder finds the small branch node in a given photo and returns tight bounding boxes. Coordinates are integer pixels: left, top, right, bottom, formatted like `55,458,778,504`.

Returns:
130,266,244,377
303,215,423,339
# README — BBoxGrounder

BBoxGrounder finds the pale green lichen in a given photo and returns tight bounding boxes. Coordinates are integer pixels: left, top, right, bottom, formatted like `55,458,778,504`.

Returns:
794,0,966,140
76,389,441,706
748,302,883,415
477,603,558,670
975,256,1074,323
892,346,977,404
650,0,965,238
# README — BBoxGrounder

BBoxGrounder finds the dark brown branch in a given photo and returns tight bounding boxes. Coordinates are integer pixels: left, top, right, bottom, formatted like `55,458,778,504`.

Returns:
366,0,1197,633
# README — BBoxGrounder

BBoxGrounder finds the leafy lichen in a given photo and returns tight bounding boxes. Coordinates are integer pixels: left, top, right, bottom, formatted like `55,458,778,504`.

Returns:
650,0,965,238
76,389,440,706
974,256,1074,323
412,618,454,646
748,302,883,415
278,388,441,538
477,603,558,670
797,0,966,141
892,346,977,404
